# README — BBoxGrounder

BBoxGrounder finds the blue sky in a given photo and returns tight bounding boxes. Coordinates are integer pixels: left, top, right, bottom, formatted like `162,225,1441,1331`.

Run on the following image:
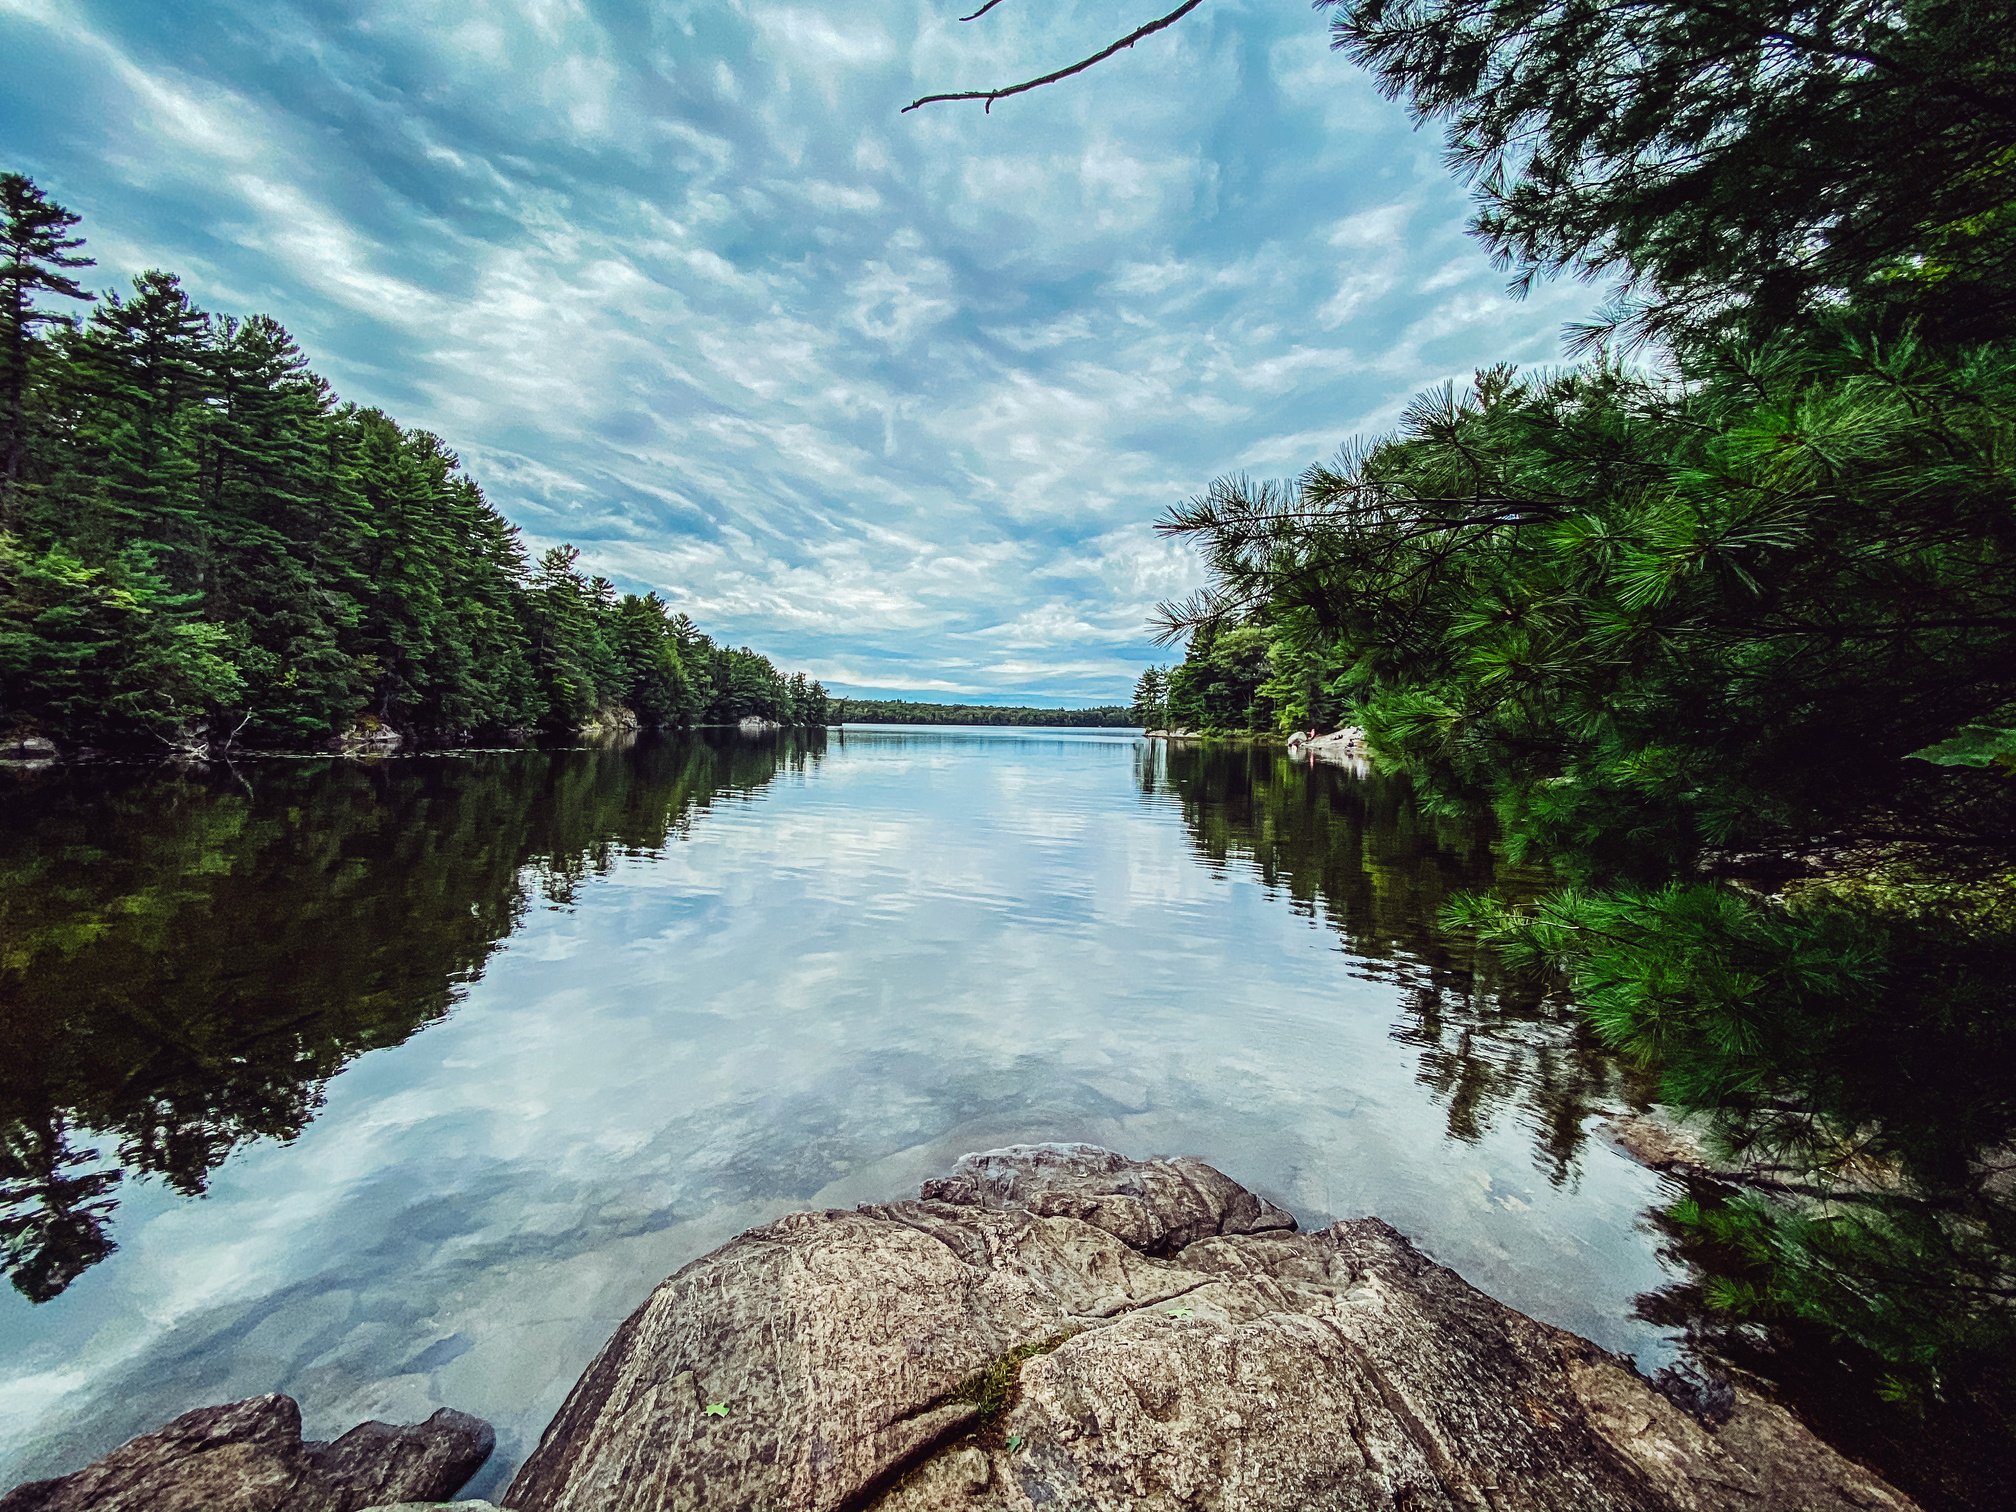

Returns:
0,0,1600,704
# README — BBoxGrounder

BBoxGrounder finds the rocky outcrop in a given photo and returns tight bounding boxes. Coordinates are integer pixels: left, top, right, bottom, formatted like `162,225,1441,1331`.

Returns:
0,733,57,762
0,1395,493,1512
505,1144,1914,1512
332,719,404,754
579,705,642,737
1602,1107,1718,1176
734,714,783,734
1288,725,1369,762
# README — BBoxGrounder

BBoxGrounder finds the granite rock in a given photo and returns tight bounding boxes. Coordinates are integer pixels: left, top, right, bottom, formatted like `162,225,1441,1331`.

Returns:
0,1395,493,1512
505,1144,1914,1512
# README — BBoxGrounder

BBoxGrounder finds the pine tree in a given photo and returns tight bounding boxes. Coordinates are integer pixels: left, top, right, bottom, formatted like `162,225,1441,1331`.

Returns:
1130,665,1169,727
1325,0,2016,345
0,173,92,517
202,314,364,737
76,271,211,574
525,544,608,728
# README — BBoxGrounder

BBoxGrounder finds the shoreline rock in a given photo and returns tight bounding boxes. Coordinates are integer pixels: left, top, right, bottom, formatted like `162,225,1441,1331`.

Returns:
0,1395,493,1512
505,1144,1915,1512
332,719,404,754
1142,728,1279,744
1288,725,1369,763
577,705,641,737
0,732,58,763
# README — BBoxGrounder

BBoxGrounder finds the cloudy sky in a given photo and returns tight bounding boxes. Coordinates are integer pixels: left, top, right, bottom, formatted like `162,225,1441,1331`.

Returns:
0,0,1600,703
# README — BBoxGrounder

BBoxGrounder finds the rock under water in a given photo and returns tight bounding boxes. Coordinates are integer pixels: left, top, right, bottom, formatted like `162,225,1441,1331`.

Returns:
505,1143,1917,1511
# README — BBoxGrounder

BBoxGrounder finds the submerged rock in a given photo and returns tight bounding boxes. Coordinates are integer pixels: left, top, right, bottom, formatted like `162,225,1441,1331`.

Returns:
505,1143,1914,1511
0,1395,493,1512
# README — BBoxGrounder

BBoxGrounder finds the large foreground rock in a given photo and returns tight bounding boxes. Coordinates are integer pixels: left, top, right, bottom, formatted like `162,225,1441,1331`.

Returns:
0,1395,493,1512
507,1144,1914,1512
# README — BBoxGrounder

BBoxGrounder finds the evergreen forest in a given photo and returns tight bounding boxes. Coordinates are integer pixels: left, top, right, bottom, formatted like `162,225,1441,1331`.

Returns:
0,177,830,752
832,697,1132,726
1133,0,2016,1445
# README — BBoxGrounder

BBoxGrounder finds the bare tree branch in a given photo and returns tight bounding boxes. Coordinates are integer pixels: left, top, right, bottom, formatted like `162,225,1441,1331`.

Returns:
904,0,1208,113
958,0,1014,20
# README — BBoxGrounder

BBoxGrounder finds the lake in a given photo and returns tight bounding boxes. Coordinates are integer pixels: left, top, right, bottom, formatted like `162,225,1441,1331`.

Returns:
0,727,1684,1499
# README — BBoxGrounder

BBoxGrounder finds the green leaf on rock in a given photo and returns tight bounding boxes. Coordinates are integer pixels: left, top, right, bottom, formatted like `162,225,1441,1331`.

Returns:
703,1402,730,1418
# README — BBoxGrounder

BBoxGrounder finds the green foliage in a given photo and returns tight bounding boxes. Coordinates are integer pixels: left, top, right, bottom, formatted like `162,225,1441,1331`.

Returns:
1143,0,2016,1415
1130,664,1170,727
1670,1187,2016,1414
0,174,822,750
1157,342,2016,1389
1,170,92,516
1163,620,1277,734
1910,723,2016,775
1324,0,2016,347
949,1333,1077,1420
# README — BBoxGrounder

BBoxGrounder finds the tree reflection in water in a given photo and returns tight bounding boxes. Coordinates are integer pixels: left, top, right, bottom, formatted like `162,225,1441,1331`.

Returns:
0,733,816,1302
1147,740,1654,1181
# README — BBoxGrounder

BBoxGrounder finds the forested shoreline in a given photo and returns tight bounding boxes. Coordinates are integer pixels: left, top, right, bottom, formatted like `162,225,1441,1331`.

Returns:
832,697,1131,726
0,176,829,755
1131,0,2016,1464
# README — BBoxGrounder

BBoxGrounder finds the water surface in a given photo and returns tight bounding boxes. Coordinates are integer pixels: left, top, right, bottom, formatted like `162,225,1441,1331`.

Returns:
0,728,1681,1496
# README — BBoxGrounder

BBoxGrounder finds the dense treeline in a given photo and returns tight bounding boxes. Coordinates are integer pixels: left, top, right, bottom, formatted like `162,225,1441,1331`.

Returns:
1130,652,1273,735
1143,0,2016,1442
0,176,828,751
831,698,1132,727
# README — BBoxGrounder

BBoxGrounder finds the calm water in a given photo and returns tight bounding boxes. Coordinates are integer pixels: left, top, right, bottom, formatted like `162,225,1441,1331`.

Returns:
0,728,1682,1497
